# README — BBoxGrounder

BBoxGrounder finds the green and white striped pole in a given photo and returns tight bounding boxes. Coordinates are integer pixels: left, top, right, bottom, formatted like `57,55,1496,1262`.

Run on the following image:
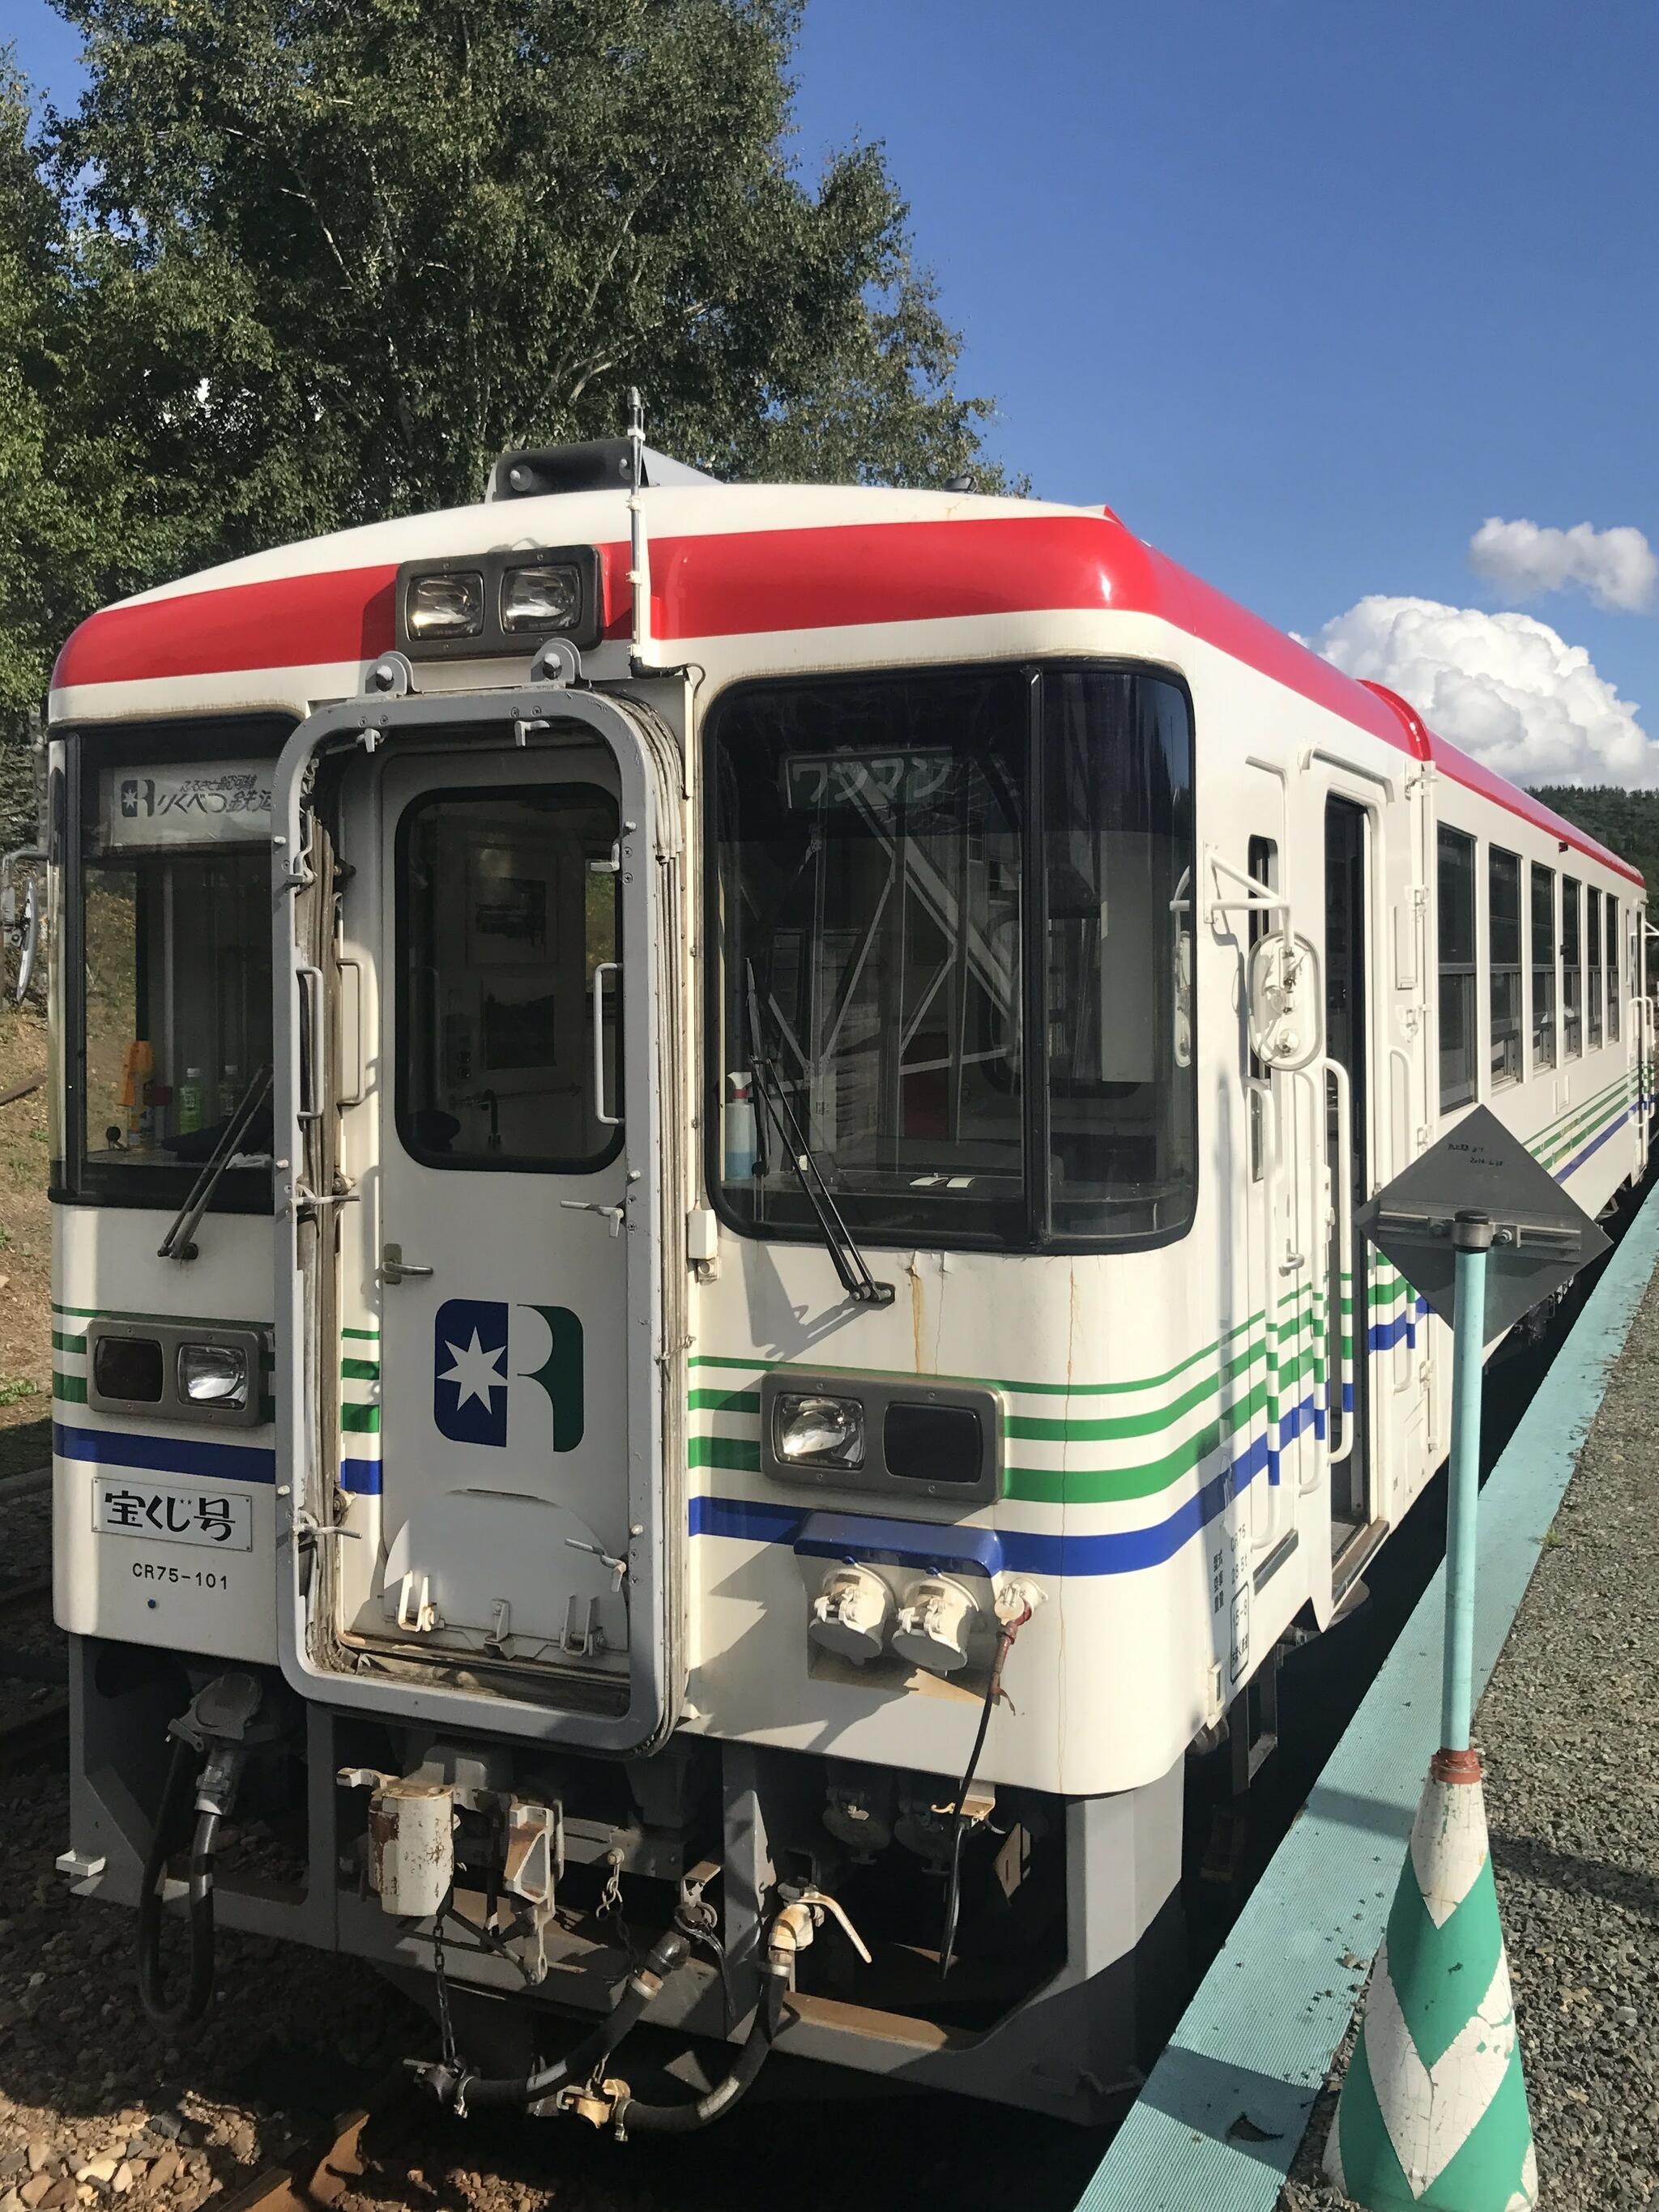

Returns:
1324,1210,1537,2211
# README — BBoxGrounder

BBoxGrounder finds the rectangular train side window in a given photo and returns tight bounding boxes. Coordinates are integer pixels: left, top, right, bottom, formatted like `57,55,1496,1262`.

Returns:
1488,847,1521,1090
1437,826,1477,1111
1588,889,1604,1049
1530,863,1556,1072
1563,877,1583,1059
1608,896,1620,1042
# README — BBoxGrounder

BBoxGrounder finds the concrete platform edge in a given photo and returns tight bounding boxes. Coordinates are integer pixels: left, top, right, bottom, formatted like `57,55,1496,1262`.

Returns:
1073,1176,1659,2212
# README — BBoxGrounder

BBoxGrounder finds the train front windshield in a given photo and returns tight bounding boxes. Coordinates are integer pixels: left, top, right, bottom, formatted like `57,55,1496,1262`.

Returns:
712,663,1197,1250
65,731,279,1213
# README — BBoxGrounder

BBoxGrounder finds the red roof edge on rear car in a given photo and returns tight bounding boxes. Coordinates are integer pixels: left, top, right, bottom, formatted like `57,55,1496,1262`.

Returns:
1363,679,1641,889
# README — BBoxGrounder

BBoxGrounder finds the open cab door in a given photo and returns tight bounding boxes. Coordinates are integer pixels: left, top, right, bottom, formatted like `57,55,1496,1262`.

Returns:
271,683,685,1751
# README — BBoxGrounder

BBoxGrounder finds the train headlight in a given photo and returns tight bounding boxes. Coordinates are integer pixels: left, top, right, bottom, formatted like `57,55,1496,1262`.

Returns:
178,1342,249,1410
501,560,582,633
406,570,484,640
774,1392,865,1471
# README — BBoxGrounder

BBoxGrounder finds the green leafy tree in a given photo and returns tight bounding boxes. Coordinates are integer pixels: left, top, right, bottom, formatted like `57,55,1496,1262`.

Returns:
46,0,1013,556
0,49,219,846
1530,785,1659,904
0,53,70,846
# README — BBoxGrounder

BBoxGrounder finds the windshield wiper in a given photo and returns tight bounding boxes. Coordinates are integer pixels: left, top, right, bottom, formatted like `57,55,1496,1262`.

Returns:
744,963,893,1308
158,1069,273,1263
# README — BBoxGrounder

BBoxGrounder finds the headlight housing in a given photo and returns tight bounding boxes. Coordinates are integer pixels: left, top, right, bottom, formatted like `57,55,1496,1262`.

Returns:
501,561,582,633
178,1342,249,1409
774,1392,865,1470
405,570,484,640
395,546,603,658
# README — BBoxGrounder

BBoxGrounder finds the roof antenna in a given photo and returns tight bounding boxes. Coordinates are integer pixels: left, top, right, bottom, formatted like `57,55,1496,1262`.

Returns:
626,386,654,671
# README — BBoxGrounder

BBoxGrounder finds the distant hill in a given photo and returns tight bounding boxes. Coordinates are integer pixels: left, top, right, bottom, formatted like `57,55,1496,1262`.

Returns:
1529,786,1659,902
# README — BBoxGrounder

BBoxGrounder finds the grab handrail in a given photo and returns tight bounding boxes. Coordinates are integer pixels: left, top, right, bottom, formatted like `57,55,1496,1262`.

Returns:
1294,1063,1328,1500
1324,1057,1357,1468
1250,1077,1294,1557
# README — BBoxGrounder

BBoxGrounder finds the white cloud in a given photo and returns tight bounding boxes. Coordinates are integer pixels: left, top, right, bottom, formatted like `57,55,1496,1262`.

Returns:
1306,595,1659,787
1468,516,1657,614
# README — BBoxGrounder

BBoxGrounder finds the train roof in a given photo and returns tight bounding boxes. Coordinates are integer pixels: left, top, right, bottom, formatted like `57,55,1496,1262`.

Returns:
50,479,1641,891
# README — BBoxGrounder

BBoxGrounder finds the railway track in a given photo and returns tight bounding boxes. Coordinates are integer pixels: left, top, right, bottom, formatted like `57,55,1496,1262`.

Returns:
212,2073,420,2212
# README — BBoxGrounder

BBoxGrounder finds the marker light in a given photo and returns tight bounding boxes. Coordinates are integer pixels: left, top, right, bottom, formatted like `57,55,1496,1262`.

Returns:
407,571,484,639
501,561,582,633
774,1392,865,1470
178,1342,249,1409
93,1336,164,1404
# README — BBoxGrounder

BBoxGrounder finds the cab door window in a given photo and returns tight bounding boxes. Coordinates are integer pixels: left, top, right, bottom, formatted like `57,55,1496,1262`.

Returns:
397,784,620,1170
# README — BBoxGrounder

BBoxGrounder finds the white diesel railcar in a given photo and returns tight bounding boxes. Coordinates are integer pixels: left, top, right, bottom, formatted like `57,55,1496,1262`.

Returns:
44,430,1649,2128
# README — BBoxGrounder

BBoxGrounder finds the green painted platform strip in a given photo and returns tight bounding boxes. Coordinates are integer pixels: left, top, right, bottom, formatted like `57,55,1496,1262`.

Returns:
1074,1171,1659,2212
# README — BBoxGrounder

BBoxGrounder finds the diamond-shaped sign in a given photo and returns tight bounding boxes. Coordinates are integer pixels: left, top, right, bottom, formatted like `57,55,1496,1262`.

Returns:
1357,1104,1611,1338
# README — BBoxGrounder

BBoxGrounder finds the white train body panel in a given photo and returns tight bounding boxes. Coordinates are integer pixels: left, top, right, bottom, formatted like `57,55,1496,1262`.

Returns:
45,476,1649,2119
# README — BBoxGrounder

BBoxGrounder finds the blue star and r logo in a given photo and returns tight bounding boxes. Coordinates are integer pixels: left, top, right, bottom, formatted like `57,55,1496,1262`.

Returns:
433,1298,583,1451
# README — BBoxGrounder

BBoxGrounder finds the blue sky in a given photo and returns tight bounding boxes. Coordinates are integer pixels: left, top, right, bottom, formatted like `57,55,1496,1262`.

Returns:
12,0,1659,781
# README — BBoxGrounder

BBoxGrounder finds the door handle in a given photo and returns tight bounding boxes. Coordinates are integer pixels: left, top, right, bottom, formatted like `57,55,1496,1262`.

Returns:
382,1242,434,1285
561,1199,625,1238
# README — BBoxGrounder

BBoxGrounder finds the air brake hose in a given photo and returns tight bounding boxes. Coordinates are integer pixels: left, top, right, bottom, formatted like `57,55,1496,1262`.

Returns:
136,1737,219,2030
611,1969,787,2133
444,1928,693,2110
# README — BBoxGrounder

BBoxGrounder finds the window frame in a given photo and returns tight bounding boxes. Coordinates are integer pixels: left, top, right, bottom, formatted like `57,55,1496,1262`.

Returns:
1529,861,1557,1075
1487,845,1523,1092
1606,893,1620,1043
1563,875,1583,1060
701,657,1200,1259
1587,885,1604,1050
56,718,293,1214
1436,824,1479,1113
391,778,625,1178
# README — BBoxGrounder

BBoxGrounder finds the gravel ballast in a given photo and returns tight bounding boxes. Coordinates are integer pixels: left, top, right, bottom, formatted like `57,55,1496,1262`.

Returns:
1283,1264,1659,2210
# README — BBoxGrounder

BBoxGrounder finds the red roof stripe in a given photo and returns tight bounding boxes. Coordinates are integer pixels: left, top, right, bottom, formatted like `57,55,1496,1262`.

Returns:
49,512,1643,889
53,565,399,688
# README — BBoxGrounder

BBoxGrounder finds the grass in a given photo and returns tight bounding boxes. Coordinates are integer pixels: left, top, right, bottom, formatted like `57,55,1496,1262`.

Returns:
0,1377,38,1406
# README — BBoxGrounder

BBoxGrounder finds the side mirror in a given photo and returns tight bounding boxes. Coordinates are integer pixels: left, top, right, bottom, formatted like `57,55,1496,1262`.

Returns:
14,876,38,1005
1247,929,1323,1070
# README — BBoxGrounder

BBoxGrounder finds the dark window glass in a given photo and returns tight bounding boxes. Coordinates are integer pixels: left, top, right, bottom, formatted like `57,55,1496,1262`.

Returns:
1563,877,1583,1059
1608,896,1621,1042
1041,671,1196,1239
1588,889,1603,1048
713,668,1026,1246
1489,849,1521,1089
710,664,1196,1251
1438,827,1477,1110
398,785,620,1170
1530,864,1556,1072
